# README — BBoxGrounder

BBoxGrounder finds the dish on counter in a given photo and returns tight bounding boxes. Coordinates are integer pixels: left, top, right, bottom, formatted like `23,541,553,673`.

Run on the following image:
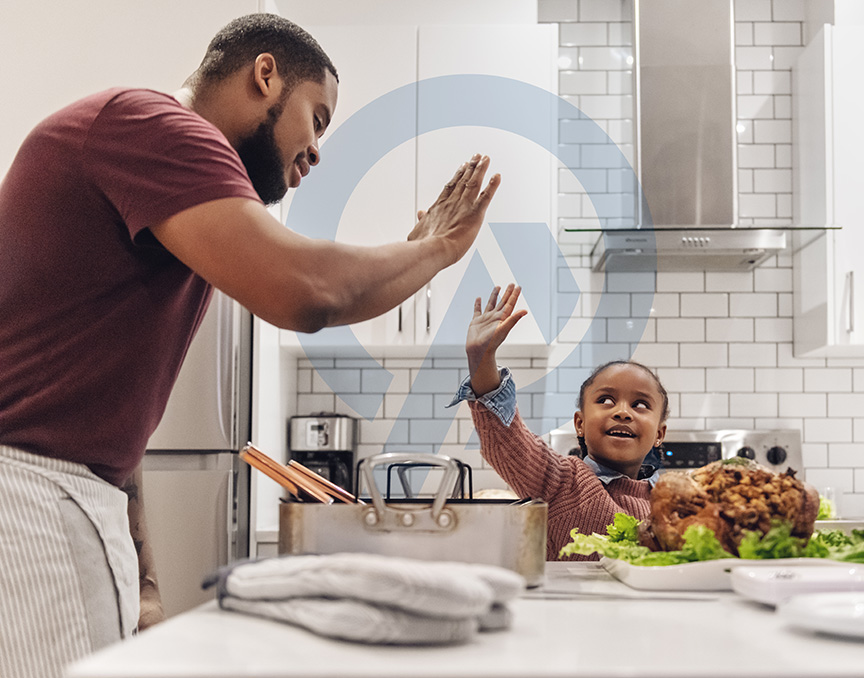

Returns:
731,565,864,605
777,592,864,640
600,556,845,592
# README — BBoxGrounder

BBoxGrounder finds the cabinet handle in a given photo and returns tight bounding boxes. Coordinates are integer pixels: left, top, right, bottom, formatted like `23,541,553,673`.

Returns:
426,284,432,333
849,271,855,333
397,303,402,333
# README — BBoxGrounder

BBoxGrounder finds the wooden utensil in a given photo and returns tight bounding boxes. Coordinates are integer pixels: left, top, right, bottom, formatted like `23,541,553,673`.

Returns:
240,443,356,504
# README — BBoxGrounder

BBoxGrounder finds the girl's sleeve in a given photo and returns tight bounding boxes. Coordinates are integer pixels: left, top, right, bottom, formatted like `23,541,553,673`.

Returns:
469,401,582,501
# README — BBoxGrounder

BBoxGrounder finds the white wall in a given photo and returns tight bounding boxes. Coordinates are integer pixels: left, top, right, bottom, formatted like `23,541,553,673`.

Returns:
269,0,537,25
0,0,258,177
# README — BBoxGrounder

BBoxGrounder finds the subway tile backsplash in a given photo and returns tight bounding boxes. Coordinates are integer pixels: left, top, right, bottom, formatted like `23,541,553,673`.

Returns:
292,0,864,513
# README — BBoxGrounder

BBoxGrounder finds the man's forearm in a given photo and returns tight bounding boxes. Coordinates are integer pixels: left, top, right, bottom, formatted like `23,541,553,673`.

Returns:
150,156,498,335
123,465,166,630
311,236,453,328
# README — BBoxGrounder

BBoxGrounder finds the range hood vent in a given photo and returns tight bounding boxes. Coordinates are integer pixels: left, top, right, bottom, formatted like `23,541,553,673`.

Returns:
636,0,736,230
591,229,787,273
592,0,786,272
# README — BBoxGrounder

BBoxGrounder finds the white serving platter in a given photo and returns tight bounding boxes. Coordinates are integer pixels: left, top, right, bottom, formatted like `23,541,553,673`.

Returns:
600,556,845,592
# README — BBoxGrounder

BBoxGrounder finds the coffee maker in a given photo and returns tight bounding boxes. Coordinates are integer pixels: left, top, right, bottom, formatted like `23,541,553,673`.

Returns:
288,413,357,493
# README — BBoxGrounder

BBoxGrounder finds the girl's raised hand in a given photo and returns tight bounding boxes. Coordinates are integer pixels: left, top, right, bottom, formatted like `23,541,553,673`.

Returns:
465,284,528,395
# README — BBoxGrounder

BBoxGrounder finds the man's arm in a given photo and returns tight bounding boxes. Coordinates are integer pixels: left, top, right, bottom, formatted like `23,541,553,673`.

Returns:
150,155,499,333
123,465,166,631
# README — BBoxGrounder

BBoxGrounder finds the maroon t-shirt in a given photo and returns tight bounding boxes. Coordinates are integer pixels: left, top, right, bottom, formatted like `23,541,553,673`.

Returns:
0,88,261,486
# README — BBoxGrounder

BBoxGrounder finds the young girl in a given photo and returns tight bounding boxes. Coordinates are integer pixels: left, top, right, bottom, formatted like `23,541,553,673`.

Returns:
449,284,670,561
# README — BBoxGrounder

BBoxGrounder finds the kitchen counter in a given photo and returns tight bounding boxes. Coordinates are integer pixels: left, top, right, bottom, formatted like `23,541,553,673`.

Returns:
67,562,863,678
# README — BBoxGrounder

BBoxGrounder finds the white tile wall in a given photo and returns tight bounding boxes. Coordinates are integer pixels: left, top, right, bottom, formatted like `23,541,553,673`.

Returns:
291,0,863,513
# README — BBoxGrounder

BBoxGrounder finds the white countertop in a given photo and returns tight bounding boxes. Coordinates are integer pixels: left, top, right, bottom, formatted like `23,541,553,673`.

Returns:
67,562,864,678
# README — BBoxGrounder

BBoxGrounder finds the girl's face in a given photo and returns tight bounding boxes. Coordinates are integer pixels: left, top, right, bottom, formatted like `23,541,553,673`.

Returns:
573,364,667,479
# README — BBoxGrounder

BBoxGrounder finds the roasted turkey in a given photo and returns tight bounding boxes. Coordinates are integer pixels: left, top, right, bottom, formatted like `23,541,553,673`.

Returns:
638,458,820,556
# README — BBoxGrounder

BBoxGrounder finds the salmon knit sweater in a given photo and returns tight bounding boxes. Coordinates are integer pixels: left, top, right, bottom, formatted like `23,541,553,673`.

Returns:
469,401,652,561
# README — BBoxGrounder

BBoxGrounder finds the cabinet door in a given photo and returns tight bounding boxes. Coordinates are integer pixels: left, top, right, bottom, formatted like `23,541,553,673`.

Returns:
415,25,557,346
829,27,864,349
793,27,830,231
793,25,864,356
281,26,419,348
792,231,831,356
792,26,832,356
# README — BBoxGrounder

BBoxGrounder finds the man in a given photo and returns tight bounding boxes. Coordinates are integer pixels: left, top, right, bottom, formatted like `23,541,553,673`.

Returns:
0,13,499,677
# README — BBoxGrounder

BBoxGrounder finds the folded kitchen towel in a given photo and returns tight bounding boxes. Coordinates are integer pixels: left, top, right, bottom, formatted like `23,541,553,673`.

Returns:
205,552,525,645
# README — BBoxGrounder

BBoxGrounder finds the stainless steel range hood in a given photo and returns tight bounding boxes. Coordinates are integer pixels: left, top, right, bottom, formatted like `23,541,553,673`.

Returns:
592,0,786,272
591,228,787,272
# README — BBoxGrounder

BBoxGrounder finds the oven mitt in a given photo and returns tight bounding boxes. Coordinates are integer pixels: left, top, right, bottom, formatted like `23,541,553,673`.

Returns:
204,552,525,645
219,596,479,645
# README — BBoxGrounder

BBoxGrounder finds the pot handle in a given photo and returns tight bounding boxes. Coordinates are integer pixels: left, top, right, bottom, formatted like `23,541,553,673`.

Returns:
358,453,459,530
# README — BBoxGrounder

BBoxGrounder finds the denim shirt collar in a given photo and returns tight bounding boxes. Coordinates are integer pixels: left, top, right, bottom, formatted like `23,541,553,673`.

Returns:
582,455,660,488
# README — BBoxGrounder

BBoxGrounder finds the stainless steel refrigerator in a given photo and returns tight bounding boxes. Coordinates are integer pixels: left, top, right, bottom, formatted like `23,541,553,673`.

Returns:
141,290,251,618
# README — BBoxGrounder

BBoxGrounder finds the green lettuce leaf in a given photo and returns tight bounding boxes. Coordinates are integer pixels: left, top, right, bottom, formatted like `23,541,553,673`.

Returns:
606,513,641,543
557,527,652,561
822,529,864,563
813,529,855,548
738,521,809,560
558,513,732,565
679,524,734,561
802,535,831,559
627,551,691,566
816,494,837,520
558,512,864,566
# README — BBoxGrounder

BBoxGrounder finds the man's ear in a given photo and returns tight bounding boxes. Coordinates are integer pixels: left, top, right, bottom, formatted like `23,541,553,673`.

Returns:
252,53,280,98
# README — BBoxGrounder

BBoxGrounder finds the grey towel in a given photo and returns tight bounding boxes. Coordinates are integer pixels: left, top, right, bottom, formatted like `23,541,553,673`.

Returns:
210,553,525,645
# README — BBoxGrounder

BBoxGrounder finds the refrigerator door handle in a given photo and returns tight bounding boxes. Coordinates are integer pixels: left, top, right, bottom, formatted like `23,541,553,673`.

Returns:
216,293,238,449
225,463,235,563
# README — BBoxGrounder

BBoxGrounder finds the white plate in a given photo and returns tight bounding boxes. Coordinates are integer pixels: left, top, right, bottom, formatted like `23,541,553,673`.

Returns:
731,565,864,605
778,592,864,640
600,556,844,591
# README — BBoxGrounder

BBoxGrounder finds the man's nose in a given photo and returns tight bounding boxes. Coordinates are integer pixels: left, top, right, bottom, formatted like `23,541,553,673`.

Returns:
307,143,320,166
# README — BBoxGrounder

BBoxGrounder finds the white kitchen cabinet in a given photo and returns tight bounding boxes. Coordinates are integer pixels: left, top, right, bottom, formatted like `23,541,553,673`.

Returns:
792,24,864,357
280,25,419,349
280,24,556,351
414,25,558,347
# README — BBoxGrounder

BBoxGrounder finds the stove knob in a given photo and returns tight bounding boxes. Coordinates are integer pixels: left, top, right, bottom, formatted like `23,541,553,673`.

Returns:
766,446,787,465
736,446,756,460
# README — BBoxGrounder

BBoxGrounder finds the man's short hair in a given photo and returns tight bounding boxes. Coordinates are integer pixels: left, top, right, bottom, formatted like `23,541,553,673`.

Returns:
197,14,338,90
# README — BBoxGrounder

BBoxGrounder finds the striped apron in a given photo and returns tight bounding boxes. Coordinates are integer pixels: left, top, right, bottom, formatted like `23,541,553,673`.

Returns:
0,446,139,678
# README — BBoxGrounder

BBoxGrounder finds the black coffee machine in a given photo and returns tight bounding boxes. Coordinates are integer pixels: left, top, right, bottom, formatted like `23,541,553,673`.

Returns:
288,413,357,493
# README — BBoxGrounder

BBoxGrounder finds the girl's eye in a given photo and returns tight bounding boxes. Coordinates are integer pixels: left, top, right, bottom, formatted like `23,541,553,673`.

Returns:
634,401,649,410
598,396,614,405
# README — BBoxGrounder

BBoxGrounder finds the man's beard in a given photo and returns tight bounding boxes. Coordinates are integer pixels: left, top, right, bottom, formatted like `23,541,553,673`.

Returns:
236,104,288,206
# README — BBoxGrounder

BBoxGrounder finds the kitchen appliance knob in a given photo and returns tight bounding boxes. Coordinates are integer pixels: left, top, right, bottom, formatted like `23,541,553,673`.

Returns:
766,446,787,465
737,446,756,460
